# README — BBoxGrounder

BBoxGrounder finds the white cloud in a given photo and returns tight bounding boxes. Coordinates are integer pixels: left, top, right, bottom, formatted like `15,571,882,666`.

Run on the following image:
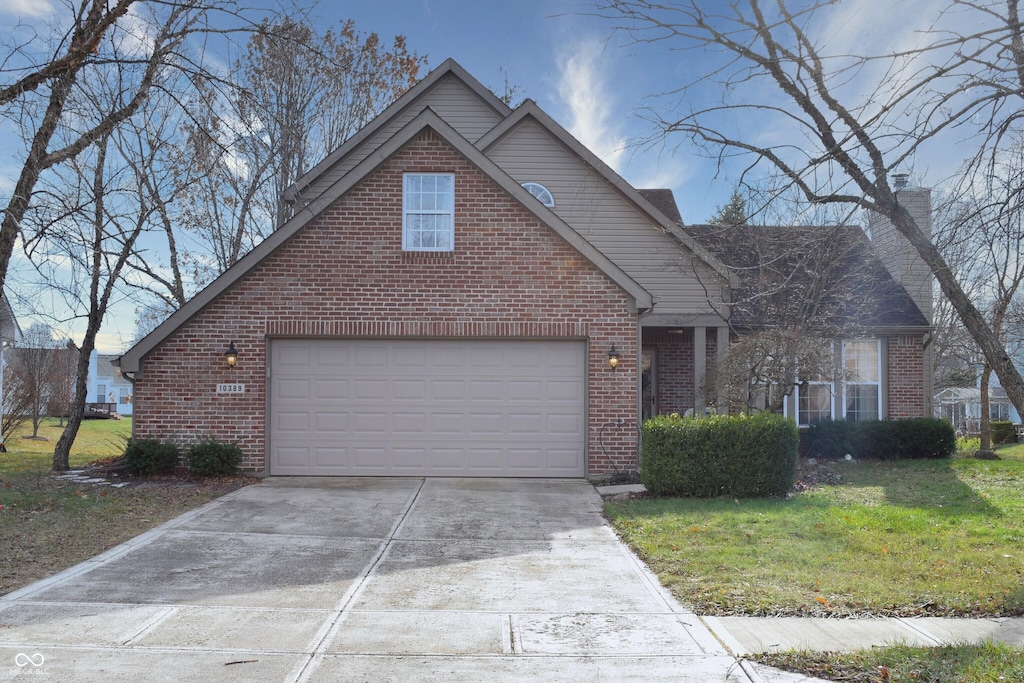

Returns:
0,0,54,19
556,38,627,172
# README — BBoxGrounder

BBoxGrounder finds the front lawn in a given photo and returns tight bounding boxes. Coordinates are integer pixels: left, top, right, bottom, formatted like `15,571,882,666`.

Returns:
605,445,1024,617
1,417,252,595
1,416,132,472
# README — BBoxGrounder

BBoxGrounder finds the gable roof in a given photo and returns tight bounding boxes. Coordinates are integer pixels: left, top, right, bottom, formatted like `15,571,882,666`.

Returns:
284,58,512,205
119,106,654,373
476,100,733,285
686,222,929,331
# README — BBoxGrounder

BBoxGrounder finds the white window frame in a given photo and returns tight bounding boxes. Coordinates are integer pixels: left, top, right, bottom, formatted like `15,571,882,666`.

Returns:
795,380,835,427
521,181,555,208
403,173,455,252
841,339,881,422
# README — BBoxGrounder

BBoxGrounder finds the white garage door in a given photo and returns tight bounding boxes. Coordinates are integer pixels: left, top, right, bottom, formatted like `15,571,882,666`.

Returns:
269,339,586,476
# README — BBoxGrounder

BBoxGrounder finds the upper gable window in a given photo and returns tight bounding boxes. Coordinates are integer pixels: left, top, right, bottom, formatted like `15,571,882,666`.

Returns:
403,173,455,251
522,182,555,208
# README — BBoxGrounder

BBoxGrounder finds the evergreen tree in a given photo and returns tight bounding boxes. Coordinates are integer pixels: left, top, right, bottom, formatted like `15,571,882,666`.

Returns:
709,189,747,225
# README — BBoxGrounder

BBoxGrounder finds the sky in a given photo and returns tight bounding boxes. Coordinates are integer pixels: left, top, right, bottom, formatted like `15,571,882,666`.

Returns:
0,0,993,351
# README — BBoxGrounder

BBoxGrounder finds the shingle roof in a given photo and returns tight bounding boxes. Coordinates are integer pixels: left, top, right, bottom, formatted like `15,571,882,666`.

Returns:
685,222,929,330
636,189,683,225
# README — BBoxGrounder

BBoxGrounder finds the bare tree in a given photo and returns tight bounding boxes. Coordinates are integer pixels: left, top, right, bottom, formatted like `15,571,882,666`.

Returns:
693,220,910,413
933,142,1024,453
1,363,34,449
4,323,66,438
175,14,424,281
0,0,255,301
597,0,1024,418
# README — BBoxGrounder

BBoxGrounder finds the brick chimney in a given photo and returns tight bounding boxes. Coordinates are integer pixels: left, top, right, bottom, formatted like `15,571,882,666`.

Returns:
868,180,933,324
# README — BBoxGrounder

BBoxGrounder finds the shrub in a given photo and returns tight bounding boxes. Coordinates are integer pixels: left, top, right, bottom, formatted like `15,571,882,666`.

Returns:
185,438,243,476
805,418,955,460
991,421,1017,446
123,438,180,475
956,436,981,456
641,413,798,498
804,419,860,459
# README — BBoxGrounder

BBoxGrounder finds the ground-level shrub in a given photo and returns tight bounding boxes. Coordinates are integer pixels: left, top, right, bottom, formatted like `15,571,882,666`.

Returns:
805,418,955,460
123,438,180,475
185,438,243,476
991,421,1017,445
641,413,798,498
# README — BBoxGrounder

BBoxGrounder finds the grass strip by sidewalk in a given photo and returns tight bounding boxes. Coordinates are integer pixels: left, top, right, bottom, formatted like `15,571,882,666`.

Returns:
757,642,1024,682
605,444,1024,617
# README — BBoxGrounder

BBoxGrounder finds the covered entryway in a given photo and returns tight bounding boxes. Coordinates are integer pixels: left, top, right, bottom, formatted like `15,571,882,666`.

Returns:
269,339,586,476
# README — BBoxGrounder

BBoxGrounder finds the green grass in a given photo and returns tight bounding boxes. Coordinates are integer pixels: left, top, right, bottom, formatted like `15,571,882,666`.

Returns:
606,445,1024,617
758,643,1024,683
1,417,132,473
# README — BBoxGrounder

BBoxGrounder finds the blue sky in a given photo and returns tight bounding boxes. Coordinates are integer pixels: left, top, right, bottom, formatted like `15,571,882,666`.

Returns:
0,0,990,350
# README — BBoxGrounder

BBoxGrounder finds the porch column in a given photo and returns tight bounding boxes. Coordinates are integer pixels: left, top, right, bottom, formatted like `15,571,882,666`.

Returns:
694,326,706,415
716,326,729,366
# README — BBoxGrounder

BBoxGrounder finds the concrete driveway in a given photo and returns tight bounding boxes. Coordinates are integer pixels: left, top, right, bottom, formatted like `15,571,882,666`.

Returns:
0,478,762,681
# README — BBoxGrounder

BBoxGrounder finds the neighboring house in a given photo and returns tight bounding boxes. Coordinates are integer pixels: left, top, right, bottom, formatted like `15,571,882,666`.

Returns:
119,59,933,478
0,293,23,431
86,350,133,416
934,386,1020,434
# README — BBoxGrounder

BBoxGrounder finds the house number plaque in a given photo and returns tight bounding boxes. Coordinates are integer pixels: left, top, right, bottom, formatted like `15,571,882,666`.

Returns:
216,383,246,394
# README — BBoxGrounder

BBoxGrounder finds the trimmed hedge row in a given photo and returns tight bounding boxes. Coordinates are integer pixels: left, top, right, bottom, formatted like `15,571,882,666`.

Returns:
804,418,955,460
991,421,1017,446
122,437,243,476
641,413,798,498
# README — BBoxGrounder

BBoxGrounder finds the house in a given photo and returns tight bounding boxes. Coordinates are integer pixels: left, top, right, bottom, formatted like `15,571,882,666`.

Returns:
0,293,23,433
86,350,133,416
934,386,1019,434
118,59,933,478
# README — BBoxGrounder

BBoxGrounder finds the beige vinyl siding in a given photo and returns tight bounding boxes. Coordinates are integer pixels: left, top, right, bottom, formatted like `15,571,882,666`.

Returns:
487,121,725,316
301,77,505,200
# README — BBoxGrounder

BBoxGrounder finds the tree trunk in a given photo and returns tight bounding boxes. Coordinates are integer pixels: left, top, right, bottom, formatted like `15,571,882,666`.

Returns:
52,338,94,471
889,201,1024,423
979,365,992,452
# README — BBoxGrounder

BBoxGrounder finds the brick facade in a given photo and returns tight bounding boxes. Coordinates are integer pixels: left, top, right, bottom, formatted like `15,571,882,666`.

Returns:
887,334,927,418
133,131,639,477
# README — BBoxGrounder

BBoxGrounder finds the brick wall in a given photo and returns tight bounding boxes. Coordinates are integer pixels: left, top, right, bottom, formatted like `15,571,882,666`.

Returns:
133,130,639,477
642,329,693,415
887,334,927,418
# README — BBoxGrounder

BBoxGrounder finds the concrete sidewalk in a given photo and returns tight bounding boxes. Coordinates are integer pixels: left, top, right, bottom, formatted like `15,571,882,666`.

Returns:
706,614,1024,654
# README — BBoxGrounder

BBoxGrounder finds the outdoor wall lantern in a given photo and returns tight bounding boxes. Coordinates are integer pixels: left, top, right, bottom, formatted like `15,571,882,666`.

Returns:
607,345,620,370
225,341,239,369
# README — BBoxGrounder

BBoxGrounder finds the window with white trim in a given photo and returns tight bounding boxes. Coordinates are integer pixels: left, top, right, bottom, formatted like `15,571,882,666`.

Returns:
842,339,880,421
403,173,454,251
521,182,555,207
797,381,834,426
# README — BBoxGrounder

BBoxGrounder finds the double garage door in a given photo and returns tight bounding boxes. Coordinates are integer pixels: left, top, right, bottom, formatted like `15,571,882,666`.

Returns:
269,339,586,477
